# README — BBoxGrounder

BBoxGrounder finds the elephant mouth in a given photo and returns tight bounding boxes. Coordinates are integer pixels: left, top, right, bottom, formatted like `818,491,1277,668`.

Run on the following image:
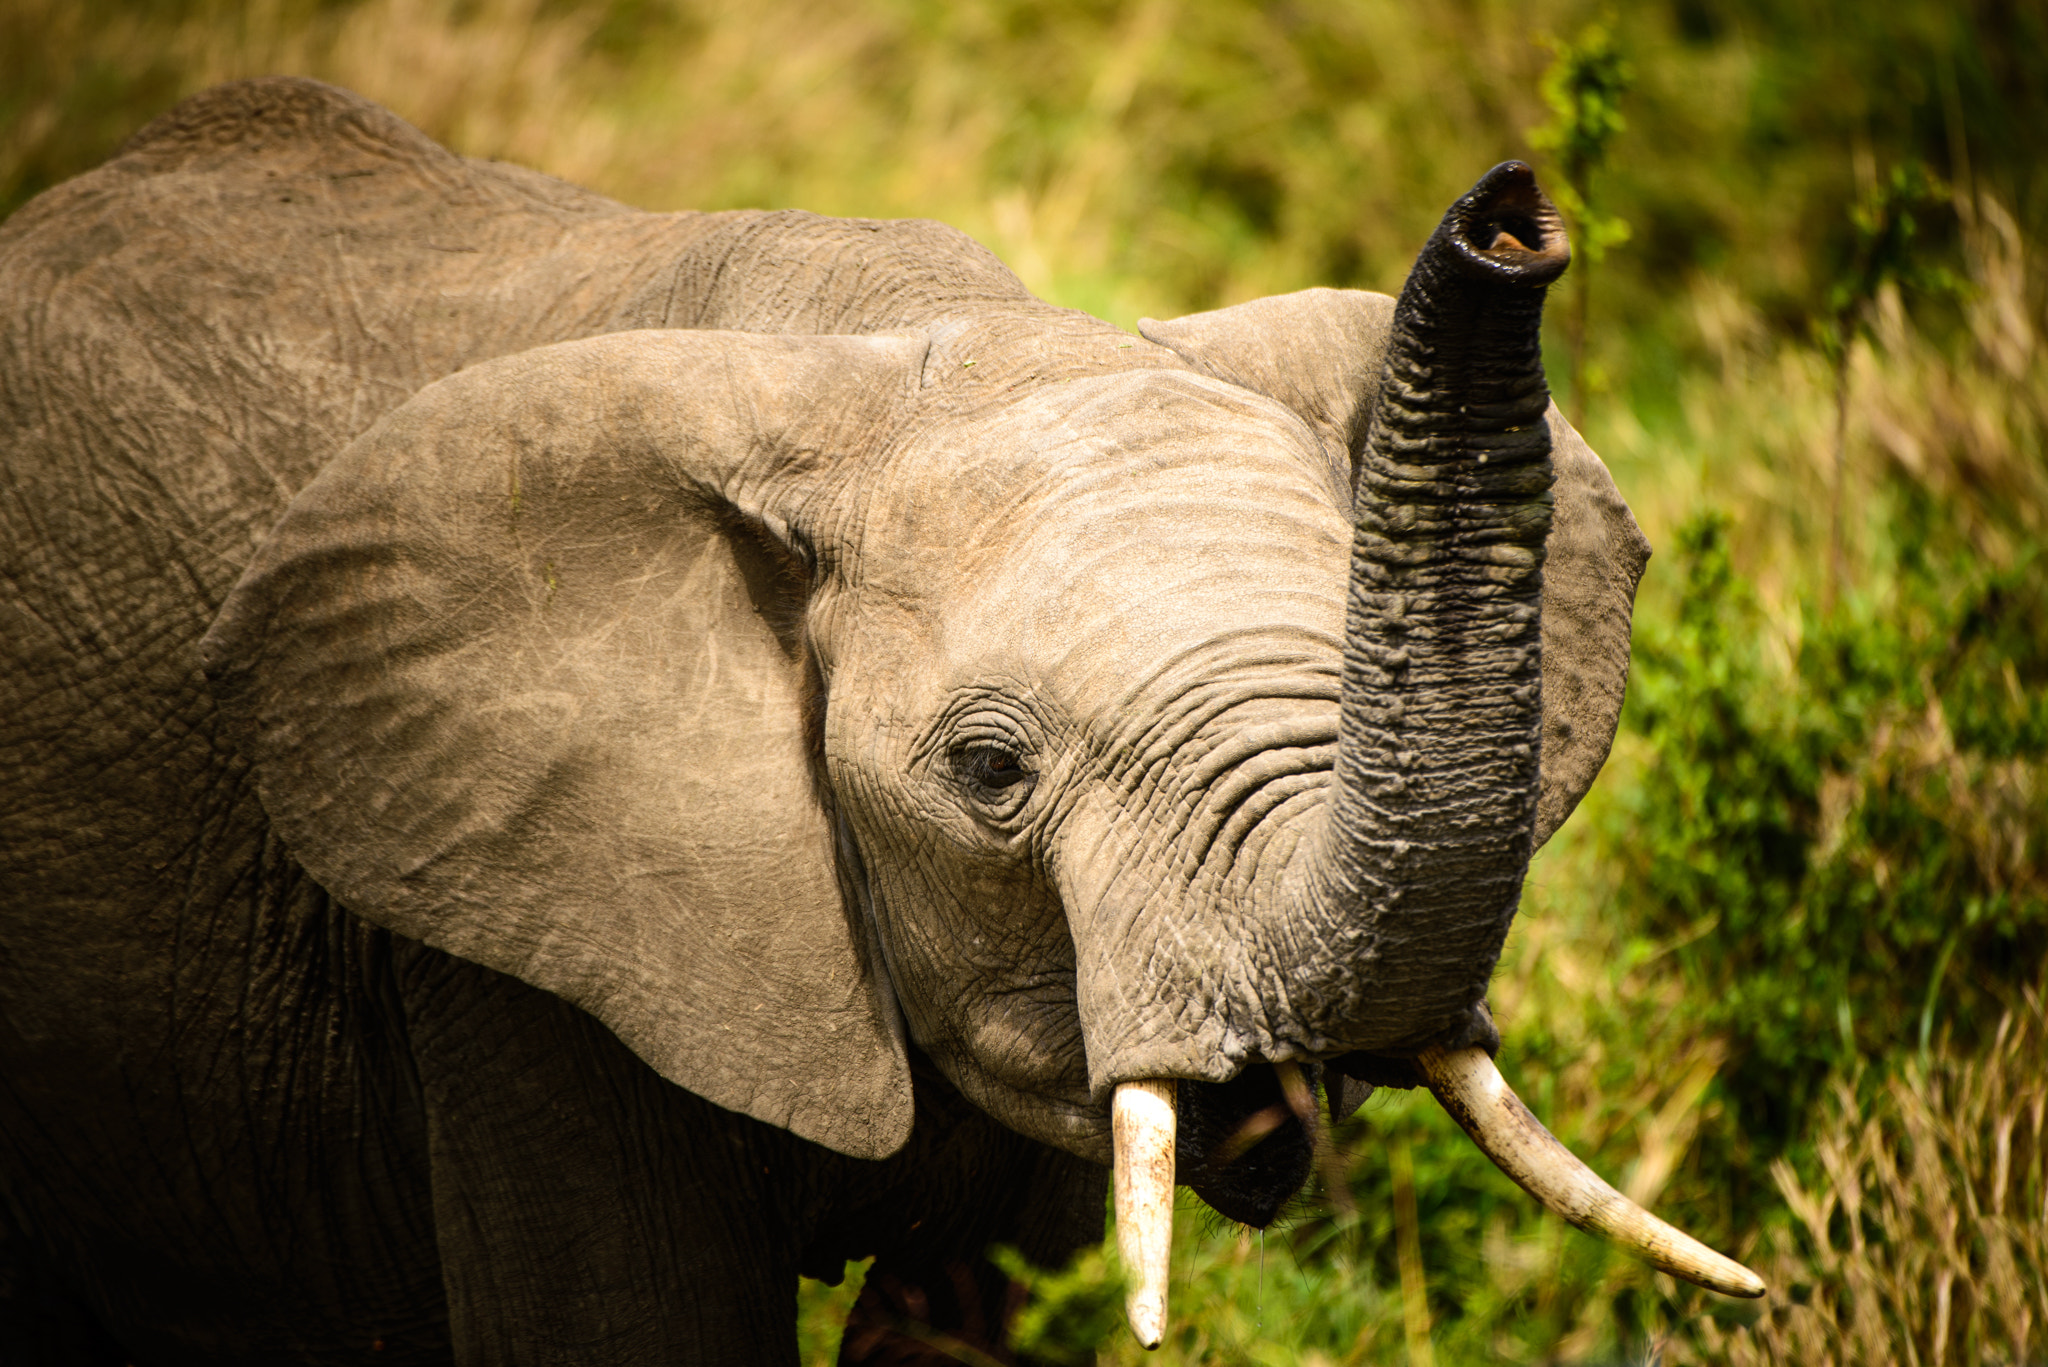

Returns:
1176,1063,1318,1229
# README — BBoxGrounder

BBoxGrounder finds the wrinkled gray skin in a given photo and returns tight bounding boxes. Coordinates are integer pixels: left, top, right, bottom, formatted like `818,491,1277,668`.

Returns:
0,79,1649,1364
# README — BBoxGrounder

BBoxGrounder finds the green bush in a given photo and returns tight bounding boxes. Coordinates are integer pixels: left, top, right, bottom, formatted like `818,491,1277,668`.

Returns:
1615,502,2048,1165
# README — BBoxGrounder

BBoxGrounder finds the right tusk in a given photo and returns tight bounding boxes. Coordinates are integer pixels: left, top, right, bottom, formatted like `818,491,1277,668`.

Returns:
1113,1078,1177,1349
1417,1045,1766,1299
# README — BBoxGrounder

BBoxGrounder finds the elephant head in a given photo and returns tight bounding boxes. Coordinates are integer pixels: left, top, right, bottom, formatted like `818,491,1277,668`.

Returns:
202,162,1761,1336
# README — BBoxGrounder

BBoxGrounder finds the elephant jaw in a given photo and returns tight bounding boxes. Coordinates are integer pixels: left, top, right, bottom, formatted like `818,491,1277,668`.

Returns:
1109,1053,1762,1351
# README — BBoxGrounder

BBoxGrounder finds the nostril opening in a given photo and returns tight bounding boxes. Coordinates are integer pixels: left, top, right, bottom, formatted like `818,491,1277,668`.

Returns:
1467,214,1545,253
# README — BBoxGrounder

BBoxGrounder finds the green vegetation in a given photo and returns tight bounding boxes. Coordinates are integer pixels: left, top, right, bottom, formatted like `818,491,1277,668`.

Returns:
1674,993,2047,1367
1529,16,1632,423
1622,506,2047,1158
6,0,2042,1360
1818,162,1967,604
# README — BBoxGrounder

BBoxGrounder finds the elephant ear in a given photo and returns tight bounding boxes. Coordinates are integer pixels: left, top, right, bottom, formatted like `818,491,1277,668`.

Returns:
202,330,926,1160
1140,289,1651,847
1141,287,1397,478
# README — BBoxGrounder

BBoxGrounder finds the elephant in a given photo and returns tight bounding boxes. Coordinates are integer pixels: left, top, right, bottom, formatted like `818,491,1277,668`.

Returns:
0,76,1761,1365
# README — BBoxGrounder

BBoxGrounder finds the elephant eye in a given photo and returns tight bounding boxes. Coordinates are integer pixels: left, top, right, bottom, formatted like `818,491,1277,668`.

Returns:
953,743,1035,808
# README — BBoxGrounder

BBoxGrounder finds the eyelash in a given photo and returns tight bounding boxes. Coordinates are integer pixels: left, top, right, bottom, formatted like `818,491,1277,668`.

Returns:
955,743,1032,792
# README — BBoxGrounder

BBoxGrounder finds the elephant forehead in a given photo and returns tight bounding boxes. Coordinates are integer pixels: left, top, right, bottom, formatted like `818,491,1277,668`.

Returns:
872,369,1340,545
942,505,1349,709
930,381,1349,699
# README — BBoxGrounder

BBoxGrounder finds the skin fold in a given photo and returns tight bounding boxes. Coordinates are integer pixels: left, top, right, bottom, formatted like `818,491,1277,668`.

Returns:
0,77,1649,1364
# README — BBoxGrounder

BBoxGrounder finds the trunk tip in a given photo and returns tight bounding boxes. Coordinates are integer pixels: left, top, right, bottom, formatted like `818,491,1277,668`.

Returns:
1442,160,1572,286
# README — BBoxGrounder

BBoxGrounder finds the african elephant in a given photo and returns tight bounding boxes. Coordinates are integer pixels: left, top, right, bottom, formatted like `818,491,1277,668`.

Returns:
0,77,1759,1365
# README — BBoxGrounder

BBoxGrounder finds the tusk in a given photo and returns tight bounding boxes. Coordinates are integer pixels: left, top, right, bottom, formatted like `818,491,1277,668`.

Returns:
1112,1078,1177,1349
1418,1045,1766,1299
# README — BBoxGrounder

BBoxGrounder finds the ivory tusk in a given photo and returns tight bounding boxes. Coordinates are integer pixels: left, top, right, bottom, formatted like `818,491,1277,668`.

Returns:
1112,1078,1177,1349
1418,1045,1766,1299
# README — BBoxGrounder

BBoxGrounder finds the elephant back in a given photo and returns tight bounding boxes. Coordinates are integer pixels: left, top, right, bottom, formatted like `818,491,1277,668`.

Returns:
0,79,700,929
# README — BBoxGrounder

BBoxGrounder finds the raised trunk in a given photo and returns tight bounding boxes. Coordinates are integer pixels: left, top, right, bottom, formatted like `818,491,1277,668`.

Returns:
1106,172,1769,1349
1294,161,1569,1052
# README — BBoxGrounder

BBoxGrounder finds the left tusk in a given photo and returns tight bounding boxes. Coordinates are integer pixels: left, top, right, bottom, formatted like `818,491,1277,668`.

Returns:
1418,1045,1766,1298
1112,1078,1177,1349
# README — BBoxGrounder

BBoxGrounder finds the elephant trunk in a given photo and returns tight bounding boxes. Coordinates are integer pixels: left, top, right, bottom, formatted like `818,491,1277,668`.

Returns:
1293,160,1567,1052
1101,169,1770,1345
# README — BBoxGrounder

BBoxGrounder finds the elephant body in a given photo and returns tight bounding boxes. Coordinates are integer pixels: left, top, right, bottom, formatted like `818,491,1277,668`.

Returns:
0,78,1108,1365
2,902,1095,1363
1,78,1658,1363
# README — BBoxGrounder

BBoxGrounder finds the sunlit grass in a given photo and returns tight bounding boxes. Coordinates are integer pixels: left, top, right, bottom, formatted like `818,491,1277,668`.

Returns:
1674,991,2048,1367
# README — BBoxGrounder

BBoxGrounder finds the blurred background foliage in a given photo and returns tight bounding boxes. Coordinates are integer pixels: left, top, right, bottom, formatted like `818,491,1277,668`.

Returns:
5,0,2043,1361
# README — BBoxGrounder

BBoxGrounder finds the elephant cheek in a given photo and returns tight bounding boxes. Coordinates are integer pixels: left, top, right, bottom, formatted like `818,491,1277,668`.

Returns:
870,856,1102,1152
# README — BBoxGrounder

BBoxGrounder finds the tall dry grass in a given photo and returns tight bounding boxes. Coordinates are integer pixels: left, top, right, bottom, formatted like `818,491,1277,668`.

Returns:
17,0,1996,341
1593,184,2047,638
1670,990,2048,1367
2,0,1558,324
